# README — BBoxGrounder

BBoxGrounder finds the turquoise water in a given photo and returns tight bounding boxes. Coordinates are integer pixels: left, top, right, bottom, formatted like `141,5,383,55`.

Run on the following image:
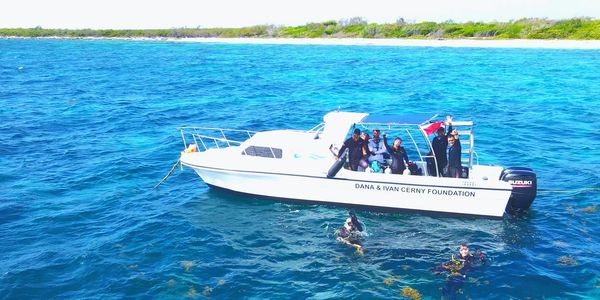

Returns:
1,39,599,299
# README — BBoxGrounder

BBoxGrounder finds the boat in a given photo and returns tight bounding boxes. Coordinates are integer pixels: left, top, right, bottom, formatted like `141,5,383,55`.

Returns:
178,111,537,218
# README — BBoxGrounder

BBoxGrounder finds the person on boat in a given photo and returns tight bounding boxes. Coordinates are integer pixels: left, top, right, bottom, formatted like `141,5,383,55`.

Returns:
451,128,462,148
336,212,365,255
383,134,410,174
446,134,462,178
368,129,388,169
358,132,371,171
431,115,454,176
336,128,364,171
431,128,449,176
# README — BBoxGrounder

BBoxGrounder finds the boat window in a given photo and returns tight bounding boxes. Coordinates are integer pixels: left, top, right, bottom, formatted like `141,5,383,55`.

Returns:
242,146,283,159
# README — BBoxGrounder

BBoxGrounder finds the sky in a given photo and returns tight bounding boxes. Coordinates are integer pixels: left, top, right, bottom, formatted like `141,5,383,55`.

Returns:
2,0,600,29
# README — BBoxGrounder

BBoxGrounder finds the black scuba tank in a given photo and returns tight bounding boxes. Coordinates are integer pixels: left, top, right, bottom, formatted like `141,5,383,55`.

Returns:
500,167,537,211
327,152,347,178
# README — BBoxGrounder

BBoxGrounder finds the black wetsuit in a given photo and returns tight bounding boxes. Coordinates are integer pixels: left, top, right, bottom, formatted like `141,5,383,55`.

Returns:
435,251,485,276
453,253,476,274
359,138,370,169
383,136,410,174
431,125,453,176
337,226,362,246
447,139,462,178
441,253,474,299
437,251,485,299
338,137,364,171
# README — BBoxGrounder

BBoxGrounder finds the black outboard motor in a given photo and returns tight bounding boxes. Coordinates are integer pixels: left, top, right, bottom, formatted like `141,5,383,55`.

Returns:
500,167,537,211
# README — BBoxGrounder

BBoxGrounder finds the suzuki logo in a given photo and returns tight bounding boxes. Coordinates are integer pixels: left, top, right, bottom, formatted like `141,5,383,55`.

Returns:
508,180,533,187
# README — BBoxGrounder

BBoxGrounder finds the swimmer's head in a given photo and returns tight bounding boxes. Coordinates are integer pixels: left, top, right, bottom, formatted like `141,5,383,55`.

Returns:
459,243,469,257
344,218,353,230
348,212,363,232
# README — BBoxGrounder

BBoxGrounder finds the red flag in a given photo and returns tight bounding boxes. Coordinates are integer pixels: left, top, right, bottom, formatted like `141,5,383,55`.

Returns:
421,121,444,135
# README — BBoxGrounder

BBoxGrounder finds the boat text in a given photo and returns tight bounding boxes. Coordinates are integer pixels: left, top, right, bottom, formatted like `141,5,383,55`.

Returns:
508,180,533,187
354,183,476,197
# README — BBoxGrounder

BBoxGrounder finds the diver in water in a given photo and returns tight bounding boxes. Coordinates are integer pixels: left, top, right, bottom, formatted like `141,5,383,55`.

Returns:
442,243,485,275
433,243,486,299
336,212,365,255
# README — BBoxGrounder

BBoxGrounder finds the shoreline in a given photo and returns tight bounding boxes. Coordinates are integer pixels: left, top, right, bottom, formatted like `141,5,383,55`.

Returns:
3,36,600,49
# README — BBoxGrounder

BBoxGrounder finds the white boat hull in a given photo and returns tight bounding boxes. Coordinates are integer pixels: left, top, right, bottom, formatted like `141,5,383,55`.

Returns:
183,161,512,218
176,111,534,217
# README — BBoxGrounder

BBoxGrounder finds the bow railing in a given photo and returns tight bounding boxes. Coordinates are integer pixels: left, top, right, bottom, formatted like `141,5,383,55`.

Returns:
178,127,256,151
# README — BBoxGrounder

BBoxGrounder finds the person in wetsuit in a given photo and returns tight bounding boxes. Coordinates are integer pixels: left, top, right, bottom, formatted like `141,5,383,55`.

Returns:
442,243,485,275
383,134,410,174
431,115,455,177
447,134,462,178
431,127,449,176
359,132,371,171
451,128,462,149
368,129,387,166
434,243,486,299
336,128,364,171
336,212,364,255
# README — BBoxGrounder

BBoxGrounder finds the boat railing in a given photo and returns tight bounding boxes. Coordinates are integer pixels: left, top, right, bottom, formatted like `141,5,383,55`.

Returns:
472,151,479,165
447,121,475,168
178,126,256,151
307,122,325,133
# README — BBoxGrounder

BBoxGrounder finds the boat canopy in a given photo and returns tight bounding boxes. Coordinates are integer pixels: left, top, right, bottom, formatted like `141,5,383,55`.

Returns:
321,112,369,147
359,114,437,126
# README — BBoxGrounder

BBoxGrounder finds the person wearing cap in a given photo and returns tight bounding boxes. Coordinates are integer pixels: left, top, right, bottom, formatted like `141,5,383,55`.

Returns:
336,128,364,171
336,212,364,255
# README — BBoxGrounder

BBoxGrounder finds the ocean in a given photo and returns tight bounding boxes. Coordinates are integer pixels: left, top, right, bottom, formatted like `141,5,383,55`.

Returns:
1,39,599,299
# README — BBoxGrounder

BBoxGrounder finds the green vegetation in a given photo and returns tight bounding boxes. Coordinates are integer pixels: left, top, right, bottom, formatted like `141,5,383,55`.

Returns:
2,18,600,40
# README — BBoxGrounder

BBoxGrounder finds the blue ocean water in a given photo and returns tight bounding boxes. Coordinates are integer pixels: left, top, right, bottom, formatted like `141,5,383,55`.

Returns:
1,39,599,299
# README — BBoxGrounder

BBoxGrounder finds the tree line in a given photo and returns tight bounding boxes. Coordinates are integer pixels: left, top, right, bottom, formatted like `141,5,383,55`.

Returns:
1,18,599,39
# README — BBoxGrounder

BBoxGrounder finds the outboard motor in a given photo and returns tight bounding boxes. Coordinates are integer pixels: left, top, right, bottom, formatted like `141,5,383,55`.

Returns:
500,167,537,211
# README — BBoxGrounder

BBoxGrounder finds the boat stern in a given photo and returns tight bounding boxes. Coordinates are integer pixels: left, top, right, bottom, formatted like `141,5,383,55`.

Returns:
501,167,537,211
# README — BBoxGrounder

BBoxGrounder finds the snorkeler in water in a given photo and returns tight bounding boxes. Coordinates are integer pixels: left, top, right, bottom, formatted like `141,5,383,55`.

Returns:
336,212,365,255
433,243,486,276
433,243,486,299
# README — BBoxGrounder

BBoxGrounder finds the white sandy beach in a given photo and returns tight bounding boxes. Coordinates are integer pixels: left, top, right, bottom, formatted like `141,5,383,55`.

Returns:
4,36,600,49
